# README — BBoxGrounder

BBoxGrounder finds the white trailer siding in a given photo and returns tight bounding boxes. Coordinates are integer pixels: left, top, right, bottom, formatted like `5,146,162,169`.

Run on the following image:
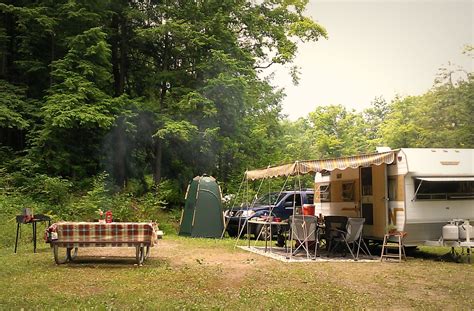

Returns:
404,177,474,224
314,148,474,244
388,200,405,232
401,148,474,244
401,148,473,176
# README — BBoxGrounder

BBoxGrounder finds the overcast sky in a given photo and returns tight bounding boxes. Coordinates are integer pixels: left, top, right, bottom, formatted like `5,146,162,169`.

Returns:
272,0,473,120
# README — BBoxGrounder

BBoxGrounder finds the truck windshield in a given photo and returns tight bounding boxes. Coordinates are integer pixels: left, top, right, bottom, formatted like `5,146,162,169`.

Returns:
254,193,284,205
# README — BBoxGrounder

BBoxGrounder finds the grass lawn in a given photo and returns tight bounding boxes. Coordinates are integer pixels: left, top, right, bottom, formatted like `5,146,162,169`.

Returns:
0,236,473,310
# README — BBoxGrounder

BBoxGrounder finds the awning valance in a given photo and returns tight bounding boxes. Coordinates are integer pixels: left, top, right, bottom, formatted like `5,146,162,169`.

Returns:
416,177,474,182
245,151,396,180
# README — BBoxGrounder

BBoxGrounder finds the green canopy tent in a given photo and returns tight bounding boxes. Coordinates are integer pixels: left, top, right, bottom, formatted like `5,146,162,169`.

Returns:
179,175,225,238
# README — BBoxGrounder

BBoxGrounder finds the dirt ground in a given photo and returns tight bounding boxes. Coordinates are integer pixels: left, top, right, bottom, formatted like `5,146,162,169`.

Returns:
78,238,274,285
2,237,473,309
76,238,474,302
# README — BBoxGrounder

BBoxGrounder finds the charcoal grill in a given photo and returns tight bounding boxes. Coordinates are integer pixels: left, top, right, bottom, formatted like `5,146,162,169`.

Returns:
14,212,51,253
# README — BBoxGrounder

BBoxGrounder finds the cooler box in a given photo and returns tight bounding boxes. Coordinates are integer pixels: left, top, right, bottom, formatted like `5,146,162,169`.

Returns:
302,204,315,216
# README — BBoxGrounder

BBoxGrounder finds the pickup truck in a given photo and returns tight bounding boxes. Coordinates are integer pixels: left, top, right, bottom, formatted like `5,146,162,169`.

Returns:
224,189,314,239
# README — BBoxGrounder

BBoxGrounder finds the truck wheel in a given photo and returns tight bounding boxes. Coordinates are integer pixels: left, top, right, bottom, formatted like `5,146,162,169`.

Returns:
227,228,239,237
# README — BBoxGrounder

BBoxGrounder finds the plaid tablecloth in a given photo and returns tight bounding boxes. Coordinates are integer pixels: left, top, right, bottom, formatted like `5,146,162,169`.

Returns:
46,222,159,248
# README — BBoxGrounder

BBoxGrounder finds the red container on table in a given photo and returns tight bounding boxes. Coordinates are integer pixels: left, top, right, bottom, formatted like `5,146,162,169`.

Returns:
105,210,113,223
302,204,315,216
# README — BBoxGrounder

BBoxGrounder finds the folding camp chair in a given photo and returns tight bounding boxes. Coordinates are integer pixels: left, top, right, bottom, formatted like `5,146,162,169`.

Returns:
290,215,318,259
324,216,348,254
331,217,372,260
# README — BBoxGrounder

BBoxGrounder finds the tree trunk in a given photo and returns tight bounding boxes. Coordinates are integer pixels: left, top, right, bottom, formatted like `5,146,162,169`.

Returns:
113,117,127,187
110,13,128,187
153,82,167,185
111,13,127,96
50,33,55,87
119,18,127,94
152,31,170,186
152,137,162,185
111,14,121,96
1,9,15,78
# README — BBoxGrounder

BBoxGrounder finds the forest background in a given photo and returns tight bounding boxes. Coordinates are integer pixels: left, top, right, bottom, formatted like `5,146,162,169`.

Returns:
0,0,472,241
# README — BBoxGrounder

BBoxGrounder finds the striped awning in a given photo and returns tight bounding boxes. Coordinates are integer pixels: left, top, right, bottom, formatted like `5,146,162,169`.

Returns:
245,151,395,180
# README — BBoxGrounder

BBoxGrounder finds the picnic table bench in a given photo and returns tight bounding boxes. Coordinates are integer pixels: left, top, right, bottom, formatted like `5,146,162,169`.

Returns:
46,222,160,265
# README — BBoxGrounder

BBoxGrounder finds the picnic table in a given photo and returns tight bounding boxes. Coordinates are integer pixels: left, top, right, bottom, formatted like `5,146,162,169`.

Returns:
46,222,160,265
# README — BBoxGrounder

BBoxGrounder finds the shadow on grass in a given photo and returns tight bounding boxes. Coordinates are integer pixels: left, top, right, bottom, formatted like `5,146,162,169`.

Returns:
368,244,470,263
13,247,52,255
398,246,470,263
55,256,170,268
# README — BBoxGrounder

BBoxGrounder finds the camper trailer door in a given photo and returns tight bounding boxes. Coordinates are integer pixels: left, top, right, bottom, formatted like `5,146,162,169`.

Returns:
360,165,388,238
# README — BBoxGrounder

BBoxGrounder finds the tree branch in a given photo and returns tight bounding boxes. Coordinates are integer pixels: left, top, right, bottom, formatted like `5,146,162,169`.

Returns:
253,62,274,70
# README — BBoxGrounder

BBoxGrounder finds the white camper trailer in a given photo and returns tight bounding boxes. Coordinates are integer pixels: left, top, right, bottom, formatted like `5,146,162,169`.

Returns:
314,148,474,245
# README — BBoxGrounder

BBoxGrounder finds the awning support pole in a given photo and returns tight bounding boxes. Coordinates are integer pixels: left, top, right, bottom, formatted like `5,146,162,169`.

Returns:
411,180,423,202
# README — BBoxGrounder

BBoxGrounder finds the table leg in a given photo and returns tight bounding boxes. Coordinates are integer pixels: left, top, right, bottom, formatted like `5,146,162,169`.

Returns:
67,247,78,261
314,230,319,259
264,223,268,252
33,221,37,253
136,245,144,265
14,223,20,253
53,244,69,264
269,223,272,252
144,245,150,260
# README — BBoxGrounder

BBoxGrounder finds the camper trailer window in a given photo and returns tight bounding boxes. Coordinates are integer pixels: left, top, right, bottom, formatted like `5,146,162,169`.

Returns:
342,182,354,201
415,179,474,200
317,184,331,202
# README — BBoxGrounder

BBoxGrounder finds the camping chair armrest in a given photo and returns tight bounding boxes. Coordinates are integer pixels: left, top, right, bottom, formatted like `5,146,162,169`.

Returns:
332,228,347,237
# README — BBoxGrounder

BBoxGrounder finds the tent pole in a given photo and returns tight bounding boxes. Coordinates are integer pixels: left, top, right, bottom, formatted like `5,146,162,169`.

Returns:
234,175,249,247
235,174,265,248
221,172,246,239
289,176,296,259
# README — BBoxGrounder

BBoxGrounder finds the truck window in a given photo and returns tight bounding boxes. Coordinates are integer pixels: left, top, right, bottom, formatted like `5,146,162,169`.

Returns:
316,183,331,202
254,193,284,205
284,194,302,207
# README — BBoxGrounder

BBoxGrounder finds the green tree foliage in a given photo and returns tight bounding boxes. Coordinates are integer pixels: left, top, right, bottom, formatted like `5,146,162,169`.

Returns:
280,62,473,162
0,80,32,152
2,0,471,219
108,0,327,189
380,73,473,149
362,96,390,149
0,80,29,129
0,0,327,211
379,95,424,148
304,105,367,158
32,26,122,178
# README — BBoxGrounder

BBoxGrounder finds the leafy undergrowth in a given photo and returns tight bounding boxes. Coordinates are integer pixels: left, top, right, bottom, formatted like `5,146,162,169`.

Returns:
0,236,472,309
0,191,182,249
